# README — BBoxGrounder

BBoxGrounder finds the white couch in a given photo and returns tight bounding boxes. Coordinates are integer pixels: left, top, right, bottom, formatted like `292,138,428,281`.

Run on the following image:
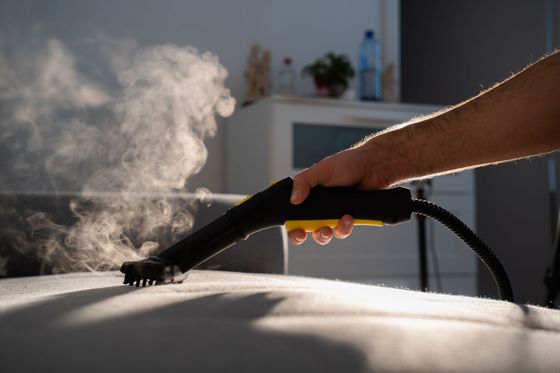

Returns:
1,270,559,372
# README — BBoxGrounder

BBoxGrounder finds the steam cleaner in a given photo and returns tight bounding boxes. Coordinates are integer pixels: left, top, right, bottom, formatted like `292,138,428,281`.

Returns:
121,177,514,302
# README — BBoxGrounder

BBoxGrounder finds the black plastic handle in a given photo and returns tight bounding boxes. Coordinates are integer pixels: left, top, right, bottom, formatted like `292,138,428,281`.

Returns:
233,177,413,235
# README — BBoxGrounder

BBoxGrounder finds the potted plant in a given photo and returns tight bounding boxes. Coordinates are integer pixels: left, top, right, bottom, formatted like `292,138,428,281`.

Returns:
302,52,355,97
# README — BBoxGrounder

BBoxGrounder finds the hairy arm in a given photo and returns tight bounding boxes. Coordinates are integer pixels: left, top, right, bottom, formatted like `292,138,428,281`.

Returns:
290,51,560,245
376,50,560,184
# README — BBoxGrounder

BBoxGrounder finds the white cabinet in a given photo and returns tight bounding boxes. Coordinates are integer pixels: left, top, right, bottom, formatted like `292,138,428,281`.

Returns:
226,96,477,296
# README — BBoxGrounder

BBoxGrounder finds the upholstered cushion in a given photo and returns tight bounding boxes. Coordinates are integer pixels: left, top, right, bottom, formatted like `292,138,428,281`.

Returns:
1,271,559,372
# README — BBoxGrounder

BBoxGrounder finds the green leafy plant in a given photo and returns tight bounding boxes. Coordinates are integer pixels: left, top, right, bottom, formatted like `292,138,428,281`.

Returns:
302,52,355,97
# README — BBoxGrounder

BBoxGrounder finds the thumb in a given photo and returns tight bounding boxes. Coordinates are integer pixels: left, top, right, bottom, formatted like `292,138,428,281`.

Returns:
290,163,330,205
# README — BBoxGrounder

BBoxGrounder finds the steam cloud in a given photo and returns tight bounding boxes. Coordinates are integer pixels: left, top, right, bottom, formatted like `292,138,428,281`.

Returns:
0,38,235,275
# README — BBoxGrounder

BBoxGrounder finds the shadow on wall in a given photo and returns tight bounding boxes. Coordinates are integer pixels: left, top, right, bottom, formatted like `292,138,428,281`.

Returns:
0,286,369,373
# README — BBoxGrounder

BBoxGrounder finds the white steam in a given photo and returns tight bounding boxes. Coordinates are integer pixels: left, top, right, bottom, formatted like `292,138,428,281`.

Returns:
0,38,235,274
2,39,110,124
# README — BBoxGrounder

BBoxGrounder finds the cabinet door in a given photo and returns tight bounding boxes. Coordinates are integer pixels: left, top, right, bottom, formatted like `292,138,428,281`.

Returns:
288,221,419,284
426,194,477,295
431,172,475,195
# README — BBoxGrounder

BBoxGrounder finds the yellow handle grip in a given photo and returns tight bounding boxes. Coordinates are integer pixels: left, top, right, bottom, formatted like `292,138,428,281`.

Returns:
285,219,383,232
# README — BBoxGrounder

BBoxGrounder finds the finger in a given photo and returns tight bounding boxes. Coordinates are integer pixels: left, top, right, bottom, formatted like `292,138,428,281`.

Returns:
288,229,307,245
312,226,333,245
291,160,332,205
290,172,313,205
333,215,354,239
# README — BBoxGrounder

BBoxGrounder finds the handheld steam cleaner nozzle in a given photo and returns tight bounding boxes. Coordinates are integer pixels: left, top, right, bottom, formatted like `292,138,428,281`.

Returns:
120,176,514,302
120,177,413,286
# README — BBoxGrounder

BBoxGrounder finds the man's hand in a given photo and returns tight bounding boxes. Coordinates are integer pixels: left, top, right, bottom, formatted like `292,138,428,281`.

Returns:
288,144,395,245
289,214,354,245
289,146,389,205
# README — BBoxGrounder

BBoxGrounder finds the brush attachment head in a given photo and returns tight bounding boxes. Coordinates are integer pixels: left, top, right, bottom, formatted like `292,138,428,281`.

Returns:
120,256,187,286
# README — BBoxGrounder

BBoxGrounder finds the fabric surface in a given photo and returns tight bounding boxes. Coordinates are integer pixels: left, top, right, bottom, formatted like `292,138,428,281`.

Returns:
1,271,559,372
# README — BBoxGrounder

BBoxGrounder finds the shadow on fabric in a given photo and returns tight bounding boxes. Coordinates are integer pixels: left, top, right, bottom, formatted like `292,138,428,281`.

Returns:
0,285,369,373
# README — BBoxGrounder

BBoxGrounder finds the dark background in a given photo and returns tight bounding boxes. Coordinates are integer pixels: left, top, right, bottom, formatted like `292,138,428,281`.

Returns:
401,0,560,305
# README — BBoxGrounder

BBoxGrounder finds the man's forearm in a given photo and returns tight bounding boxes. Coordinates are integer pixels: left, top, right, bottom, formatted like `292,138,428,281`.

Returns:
365,51,560,184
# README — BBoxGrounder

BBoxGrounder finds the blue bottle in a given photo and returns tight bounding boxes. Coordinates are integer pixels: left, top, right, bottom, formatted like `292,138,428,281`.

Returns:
359,29,382,101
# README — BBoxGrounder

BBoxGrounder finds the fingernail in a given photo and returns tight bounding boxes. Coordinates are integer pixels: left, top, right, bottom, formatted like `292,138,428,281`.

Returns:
320,229,330,240
290,190,298,204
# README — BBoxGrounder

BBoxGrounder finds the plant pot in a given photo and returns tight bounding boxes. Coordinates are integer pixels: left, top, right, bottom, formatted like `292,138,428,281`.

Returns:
313,74,331,97
328,82,347,98
313,75,347,98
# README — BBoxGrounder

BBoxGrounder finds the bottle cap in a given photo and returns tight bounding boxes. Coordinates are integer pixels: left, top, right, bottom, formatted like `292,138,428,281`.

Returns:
365,30,374,38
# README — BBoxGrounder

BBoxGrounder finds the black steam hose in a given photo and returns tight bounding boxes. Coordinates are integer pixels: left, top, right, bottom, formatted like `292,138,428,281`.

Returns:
412,199,514,302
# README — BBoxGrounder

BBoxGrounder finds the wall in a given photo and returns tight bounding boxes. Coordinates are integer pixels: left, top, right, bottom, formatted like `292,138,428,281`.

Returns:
0,0,399,192
401,0,557,304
